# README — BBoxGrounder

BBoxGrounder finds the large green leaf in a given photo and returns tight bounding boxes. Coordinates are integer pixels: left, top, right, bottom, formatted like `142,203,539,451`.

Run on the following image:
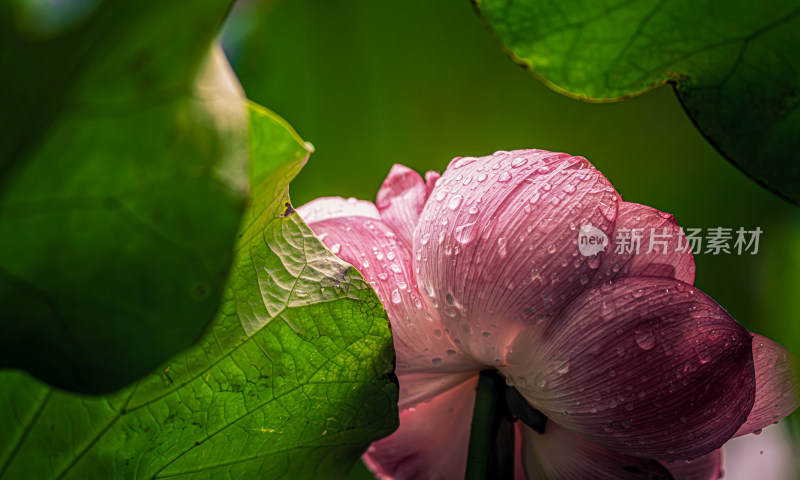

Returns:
0,1,249,392
0,103,398,480
473,0,800,203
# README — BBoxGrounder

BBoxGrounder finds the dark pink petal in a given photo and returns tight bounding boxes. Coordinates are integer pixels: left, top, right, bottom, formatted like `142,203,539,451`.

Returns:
502,276,755,461
376,164,430,247
301,214,476,374
414,149,620,365
519,422,672,479
591,202,695,286
734,334,800,437
660,450,722,480
296,195,380,224
363,375,478,480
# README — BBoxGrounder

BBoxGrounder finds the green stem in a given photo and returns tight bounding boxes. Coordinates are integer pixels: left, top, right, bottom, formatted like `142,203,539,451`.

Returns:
465,370,511,480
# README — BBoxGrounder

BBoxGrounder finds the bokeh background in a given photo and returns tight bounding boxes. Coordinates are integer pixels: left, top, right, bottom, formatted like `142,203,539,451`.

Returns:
221,0,800,477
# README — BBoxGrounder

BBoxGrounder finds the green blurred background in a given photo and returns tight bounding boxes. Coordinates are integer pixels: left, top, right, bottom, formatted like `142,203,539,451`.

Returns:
221,0,800,476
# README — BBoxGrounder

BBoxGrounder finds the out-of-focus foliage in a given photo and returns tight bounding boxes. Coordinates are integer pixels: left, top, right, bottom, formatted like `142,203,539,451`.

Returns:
473,0,800,203
0,104,398,480
0,0,248,393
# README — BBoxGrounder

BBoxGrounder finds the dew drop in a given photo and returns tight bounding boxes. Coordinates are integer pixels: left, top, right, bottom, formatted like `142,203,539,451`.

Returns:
497,171,512,183
448,195,463,210
390,264,402,273
498,237,508,258
330,243,341,254
511,157,527,168
391,289,402,304
477,173,487,182
634,330,656,350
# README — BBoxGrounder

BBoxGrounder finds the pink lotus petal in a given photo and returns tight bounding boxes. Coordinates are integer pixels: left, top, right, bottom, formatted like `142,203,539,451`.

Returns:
301,214,476,374
296,195,380,224
413,149,619,365
396,371,477,410
724,423,798,480
376,165,431,247
734,334,800,437
519,421,672,479
502,276,755,461
364,375,479,480
425,170,441,196
660,450,723,480
590,202,695,286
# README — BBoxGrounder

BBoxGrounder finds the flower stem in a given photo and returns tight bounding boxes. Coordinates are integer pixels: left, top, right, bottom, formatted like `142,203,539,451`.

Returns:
465,370,513,480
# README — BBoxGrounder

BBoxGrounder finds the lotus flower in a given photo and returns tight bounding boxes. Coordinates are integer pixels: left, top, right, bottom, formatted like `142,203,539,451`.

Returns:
297,149,800,479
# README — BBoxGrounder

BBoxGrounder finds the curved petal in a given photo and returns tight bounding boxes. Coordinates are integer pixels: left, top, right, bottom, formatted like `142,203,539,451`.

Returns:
397,371,477,410
660,450,722,480
590,202,695,286
364,375,479,480
304,215,476,373
296,195,379,224
723,422,797,480
425,170,441,196
502,276,755,461
519,422,672,479
734,334,800,437
376,165,430,248
414,149,620,365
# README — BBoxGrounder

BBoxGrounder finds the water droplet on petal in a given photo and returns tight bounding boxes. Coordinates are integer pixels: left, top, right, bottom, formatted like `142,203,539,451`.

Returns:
330,243,341,254
587,255,600,269
477,173,487,182
497,172,512,182
390,264,402,273
454,222,477,245
511,157,527,168
453,156,477,169
498,237,508,258
448,195,463,210
634,330,656,350
391,289,402,304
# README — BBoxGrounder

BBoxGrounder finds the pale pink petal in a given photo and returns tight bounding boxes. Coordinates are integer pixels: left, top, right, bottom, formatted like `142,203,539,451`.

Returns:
724,423,798,480
734,334,800,437
502,276,755,461
425,170,441,196
376,165,430,247
304,215,476,374
397,371,477,410
590,202,695,286
519,422,672,479
296,196,379,224
364,375,479,480
661,450,723,480
414,149,620,365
